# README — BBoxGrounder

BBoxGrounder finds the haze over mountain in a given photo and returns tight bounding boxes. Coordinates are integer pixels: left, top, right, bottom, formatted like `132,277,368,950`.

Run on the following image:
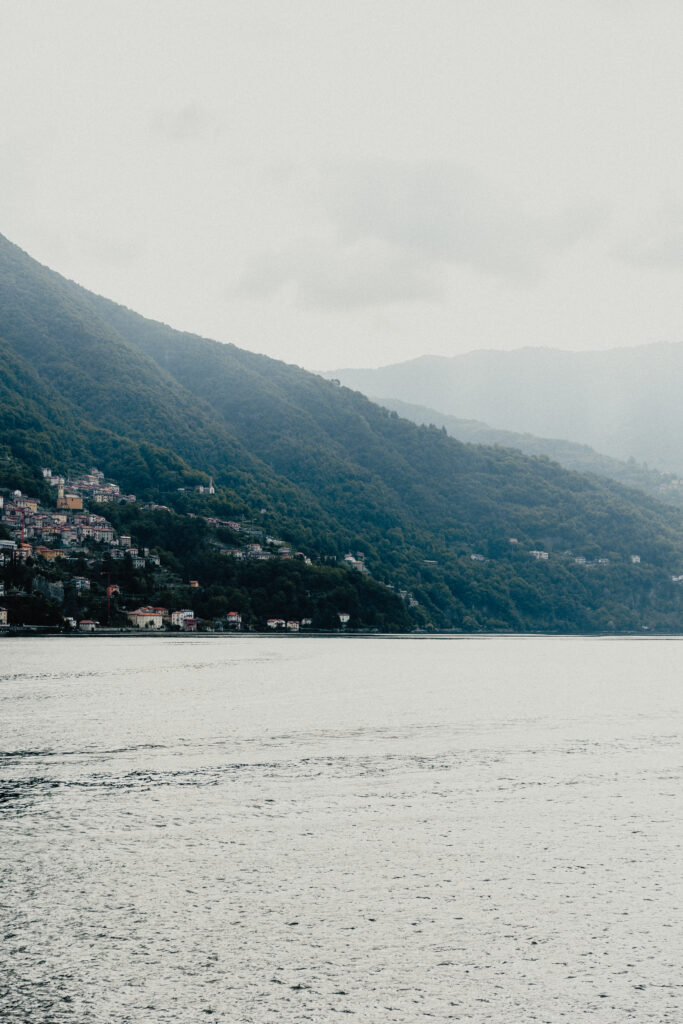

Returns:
328,346,683,474
372,397,683,512
3,230,683,632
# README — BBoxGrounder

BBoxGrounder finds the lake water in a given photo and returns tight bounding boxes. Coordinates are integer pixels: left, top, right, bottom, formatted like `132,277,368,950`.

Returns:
1,635,681,1023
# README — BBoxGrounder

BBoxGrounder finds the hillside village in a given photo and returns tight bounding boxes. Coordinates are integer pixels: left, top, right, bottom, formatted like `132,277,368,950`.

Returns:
3,462,683,635
0,467,388,633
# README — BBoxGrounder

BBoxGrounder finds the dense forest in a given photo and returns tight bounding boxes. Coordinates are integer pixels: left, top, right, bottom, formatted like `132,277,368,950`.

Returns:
372,397,683,510
3,231,683,631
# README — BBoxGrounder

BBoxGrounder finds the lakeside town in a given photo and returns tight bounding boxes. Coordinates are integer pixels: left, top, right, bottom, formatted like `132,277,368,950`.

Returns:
0,467,362,633
2,463,677,636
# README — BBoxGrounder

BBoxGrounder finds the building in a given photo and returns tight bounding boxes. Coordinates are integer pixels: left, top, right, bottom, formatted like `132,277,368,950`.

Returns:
0,607,7,626
338,612,350,625
226,611,242,629
34,546,65,562
57,492,83,511
286,620,300,632
78,619,97,632
171,609,195,628
127,606,167,629
343,551,369,573
220,548,244,560
13,496,38,512
267,618,285,629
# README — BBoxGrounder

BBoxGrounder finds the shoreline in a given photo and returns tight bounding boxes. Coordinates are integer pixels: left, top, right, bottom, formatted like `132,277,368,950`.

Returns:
1,627,680,640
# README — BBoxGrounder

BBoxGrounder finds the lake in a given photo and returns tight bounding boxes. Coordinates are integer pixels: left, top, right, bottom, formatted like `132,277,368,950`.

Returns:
1,635,681,1022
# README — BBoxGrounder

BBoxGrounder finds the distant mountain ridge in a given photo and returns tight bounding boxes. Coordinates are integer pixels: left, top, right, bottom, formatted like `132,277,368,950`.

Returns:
372,396,683,510
328,344,683,474
4,231,683,631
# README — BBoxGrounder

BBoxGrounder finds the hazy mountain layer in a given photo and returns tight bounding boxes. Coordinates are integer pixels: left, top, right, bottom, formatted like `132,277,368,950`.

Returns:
329,345,683,473
374,397,683,510
3,231,683,631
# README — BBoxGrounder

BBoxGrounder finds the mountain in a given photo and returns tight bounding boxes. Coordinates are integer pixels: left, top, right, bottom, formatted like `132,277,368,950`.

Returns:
327,345,683,474
371,397,683,511
3,231,683,632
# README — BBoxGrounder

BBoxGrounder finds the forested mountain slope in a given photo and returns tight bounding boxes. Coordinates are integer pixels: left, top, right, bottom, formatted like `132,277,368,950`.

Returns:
3,231,683,631
374,397,683,510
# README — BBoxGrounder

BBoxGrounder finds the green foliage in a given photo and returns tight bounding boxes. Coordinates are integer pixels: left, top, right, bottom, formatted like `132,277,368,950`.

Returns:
376,397,683,512
3,230,683,631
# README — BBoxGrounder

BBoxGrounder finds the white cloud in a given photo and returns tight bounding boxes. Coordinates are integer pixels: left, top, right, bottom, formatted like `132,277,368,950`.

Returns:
239,161,603,310
618,206,683,268
328,161,602,280
239,235,443,308
148,102,218,142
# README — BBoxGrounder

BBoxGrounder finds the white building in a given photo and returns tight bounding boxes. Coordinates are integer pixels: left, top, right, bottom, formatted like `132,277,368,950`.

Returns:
171,609,195,628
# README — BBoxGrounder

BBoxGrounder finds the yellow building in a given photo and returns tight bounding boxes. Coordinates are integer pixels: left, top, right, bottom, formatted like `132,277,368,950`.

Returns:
56,493,83,511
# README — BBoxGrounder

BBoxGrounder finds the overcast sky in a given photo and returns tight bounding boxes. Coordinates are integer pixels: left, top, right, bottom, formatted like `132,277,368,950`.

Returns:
1,1,682,370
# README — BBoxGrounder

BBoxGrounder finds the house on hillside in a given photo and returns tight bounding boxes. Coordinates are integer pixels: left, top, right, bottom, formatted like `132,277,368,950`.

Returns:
34,546,65,562
13,495,39,513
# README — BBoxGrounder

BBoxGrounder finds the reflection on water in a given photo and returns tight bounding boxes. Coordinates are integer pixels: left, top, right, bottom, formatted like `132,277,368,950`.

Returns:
1,636,681,1022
